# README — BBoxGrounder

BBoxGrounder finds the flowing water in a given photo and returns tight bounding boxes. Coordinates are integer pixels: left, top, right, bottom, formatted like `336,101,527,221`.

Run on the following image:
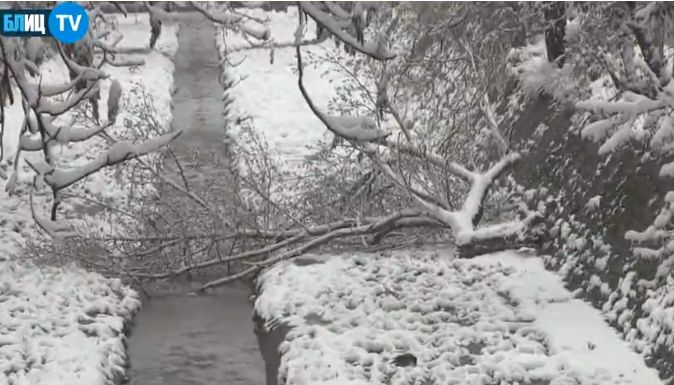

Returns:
127,289,264,385
127,14,265,385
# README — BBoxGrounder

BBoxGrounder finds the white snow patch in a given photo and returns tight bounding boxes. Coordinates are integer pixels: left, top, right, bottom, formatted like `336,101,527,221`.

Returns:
586,195,601,211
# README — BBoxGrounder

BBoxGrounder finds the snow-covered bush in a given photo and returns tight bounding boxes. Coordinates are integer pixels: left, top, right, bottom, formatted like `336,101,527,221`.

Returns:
504,2,674,380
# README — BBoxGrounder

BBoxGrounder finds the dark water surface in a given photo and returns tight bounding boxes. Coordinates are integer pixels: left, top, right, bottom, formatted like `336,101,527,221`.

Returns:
127,290,264,385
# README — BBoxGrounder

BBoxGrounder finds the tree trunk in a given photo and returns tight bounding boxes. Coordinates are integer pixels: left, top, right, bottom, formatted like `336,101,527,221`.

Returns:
544,2,566,67
458,235,541,259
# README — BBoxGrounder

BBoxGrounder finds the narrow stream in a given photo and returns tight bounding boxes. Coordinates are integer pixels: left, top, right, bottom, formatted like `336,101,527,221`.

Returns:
127,289,264,385
127,14,265,385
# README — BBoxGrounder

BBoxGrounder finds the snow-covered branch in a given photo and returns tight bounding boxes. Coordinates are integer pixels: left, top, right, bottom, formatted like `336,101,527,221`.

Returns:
296,44,391,142
576,4,674,161
26,131,181,191
480,94,510,154
379,151,526,246
189,1,270,41
127,209,434,284
32,115,110,146
299,2,395,61
577,78,674,161
387,141,475,182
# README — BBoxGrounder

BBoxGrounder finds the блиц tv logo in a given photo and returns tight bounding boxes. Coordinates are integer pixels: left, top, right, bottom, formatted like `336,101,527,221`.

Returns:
0,2,89,44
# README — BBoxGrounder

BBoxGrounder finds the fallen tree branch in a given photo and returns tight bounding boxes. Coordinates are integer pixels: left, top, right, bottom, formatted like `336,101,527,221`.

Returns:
135,233,305,279
196,210,436,291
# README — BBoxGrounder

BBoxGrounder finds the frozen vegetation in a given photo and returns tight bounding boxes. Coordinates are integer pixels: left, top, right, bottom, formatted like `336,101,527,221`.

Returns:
0,14,177,385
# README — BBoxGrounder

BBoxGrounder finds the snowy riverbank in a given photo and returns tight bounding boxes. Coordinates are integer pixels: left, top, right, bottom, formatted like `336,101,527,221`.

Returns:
0,262,141,385
254,250,664,385
0,14,177,385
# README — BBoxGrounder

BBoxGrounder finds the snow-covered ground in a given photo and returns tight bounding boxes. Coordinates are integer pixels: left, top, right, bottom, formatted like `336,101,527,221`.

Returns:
255,250,664,385
0,262,140,385
0,14,177,385
218,8,348,174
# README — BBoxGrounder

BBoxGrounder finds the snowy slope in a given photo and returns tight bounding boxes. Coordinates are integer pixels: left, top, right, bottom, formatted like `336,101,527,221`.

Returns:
255,250,664,385
0,13,178,385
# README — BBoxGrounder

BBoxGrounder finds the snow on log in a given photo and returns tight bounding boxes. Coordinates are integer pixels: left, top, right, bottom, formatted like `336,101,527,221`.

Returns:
460,152,520,224
456,211,541,246
378,151,531,250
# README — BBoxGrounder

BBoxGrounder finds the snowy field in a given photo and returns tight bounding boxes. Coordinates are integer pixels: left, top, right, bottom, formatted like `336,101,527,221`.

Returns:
0,14,177,385
255,250,664,385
